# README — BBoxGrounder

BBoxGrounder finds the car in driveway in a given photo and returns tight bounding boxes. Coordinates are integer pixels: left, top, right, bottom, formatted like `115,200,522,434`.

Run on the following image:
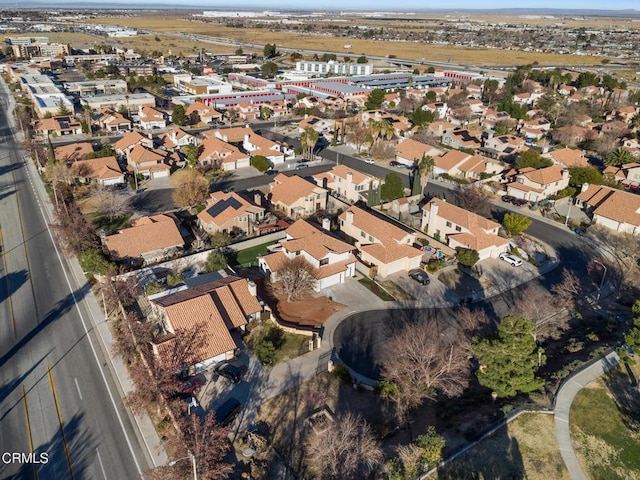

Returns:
264,169,278,175
363,158,375,164
499,252,523,267
511,198,528,206
389,161,401,167
408,269,430,285
180,377,204,394
501,195,515,203
216,363,242,383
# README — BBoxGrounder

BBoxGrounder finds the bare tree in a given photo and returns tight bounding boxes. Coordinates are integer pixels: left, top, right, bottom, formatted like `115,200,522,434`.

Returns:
273,256,318,302
305,412,383,480
550,268,582,313
454,184,491,215
171,169,210,209
345,119,369,154
381,320,469,421
510,286,567,343
411,129,439,146
369,140,396,160
93,184,131,222
455,306,491,341
44,161,74,208
588,226,640,291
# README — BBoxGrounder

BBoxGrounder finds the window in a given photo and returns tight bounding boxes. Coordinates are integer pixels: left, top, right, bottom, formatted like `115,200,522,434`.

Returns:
446,221,452,228
320,258,329,266
455,226,462,232
360,231,366,238
369,235,374,242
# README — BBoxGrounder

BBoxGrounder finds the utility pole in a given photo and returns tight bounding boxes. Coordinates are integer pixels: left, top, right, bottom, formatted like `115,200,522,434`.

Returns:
564,197,574,227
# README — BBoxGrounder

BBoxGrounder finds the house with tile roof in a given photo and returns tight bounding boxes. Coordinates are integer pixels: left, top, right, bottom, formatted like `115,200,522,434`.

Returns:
232,101,261,121
543,147,589,168
313,164,379,204
113,131,153,157
54,142,94,163
242,130,286,164
185,101,223,125
576,184,640,235
197,135,250,170
602,163,640,190
92,108,131,133
395,138,444,168
258,219,357,291
126,144,171,179
197,192,265,236
421,199,510,260
149,276,262,370
481,110,513,130
482,134,528,161
70,155,125,186
138,105,166,130
338,206,422,277
34,116,83,137
426,120,457,138
519,116,551,140
158,127,198,151
506,165,569,202
298,115,336,136
104,214,185,265
269,174,328,219
442,128,482,150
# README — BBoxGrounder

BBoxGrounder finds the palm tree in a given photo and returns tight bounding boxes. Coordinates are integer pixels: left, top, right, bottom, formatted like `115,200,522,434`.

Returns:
418,154,435,192
82,104,93,136
300,127,319,160
606,147,635,167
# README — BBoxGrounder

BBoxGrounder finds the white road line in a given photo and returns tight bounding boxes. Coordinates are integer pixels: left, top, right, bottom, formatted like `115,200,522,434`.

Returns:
74,377,83,400
96,448,108,480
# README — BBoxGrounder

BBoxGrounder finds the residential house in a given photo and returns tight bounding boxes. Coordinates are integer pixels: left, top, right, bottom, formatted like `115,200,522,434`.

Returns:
576,183,640,235
185,101,223,125
422,102,448,119
149,276,262,370
197,192,265,236
466,84,483,98
127,144,171,179
395,138,444,168
602,163,640,190
296,95,321,110
544,147,590,168
313,164,380,203
103,214,184,265
92,108,131,133
258,219,357,291
421,199,510,260
506,165,570,201
197,135,250,170
54,142,94,163
158,127,198,151
441,128,482,150
426,121,457,138
34,116,82,137
482,134,528,160
481,110,513,130
138,105,166,130
269,174,328,219
512,91,543,106
519,116,551,140
70,155,124,186
113,131,153,157
298,116,336,136
242,130,286,164
433,150,503,180
338,206,422,277
233,101,261,121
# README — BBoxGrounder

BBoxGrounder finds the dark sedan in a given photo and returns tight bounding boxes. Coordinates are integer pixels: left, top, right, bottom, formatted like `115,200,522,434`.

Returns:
408,269,430,285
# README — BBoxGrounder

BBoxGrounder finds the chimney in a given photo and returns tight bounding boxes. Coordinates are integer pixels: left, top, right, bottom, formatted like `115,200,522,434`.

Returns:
322,217,331,231
427,201,439,236
346,172,353,183
581,182,589,193
253,192,262,206
244,133,250,144
247,280,257,297
345,210,354,224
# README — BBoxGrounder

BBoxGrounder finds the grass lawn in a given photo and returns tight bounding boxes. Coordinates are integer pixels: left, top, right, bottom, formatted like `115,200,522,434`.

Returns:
379,280,416,301
570,363,640,480
245,320,309,365
92,213,132,236
230,240,278,266
433,412,570,480
358,277,395,301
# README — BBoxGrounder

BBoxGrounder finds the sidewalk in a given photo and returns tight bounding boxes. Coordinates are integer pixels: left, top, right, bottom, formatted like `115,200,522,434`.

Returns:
554,350,620,480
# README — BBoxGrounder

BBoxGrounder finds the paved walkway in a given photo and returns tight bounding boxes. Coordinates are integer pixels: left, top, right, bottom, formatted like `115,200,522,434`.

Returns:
554,350,620,480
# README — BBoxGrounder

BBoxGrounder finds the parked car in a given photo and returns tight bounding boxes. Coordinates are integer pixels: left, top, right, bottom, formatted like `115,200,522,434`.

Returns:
296,164,308,170
501,195,515,203
363,158,375,164
180,377,204,394
215,398,242,426
389,161,400,167
408,269,430,285
216,363,242,383
264,169,278,175
511,198,528,206
499,252,523,267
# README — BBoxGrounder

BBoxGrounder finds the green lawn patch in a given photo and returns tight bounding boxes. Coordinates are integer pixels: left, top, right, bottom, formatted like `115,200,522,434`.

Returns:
570,364,640,480
245,321,309,365
230,240,278,266
92,213,132,236
380,280,416,301
358,277,395,301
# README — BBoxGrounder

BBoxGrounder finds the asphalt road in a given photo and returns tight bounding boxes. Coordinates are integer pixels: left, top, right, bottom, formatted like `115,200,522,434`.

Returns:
0,85,146,478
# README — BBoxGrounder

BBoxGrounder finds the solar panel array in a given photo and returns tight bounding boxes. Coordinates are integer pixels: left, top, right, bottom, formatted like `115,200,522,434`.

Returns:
206,197,243,218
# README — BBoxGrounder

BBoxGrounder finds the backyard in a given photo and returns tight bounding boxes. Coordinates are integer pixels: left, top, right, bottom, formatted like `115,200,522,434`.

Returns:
570,362,640,480
228,240,278,266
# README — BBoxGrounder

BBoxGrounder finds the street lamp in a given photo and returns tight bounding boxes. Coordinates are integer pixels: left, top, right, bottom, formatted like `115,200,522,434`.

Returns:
564,197,574,227
593,260,608,302
168,453,197,480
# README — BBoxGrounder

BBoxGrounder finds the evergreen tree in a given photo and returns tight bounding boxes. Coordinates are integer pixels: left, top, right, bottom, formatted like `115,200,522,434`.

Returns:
381,173,404,202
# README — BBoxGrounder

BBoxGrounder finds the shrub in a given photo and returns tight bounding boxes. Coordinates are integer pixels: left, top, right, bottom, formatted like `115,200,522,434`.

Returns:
331,363,352,383
553,186,576,199
203,250,227,272
250,155,270,172
145,281,163,295
456,248,479,268
254,341,277,364
78,248,113,275
166,273,183,287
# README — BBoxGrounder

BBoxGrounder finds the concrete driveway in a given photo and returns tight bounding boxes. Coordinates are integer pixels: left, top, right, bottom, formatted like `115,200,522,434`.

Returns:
322,274,389,308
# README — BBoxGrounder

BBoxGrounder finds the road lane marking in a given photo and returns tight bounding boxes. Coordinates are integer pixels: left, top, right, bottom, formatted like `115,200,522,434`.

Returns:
22,385,39,480
48,367,75,480
74,377,83,401
0,227,17,338
96,448,107,480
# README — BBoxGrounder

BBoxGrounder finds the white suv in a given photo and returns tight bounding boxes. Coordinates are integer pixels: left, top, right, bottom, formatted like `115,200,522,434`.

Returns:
499,253,523,267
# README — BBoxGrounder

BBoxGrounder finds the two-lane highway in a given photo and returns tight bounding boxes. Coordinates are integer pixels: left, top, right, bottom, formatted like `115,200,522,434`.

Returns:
0,83,147,478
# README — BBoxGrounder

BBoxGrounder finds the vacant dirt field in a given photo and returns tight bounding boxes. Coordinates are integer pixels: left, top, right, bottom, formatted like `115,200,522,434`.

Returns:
2,32,100,48
89,14,611,66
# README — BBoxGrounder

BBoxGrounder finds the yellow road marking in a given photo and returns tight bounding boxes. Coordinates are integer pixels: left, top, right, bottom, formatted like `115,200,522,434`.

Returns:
0,227,17,337
48,367,75,480
22,385,38,480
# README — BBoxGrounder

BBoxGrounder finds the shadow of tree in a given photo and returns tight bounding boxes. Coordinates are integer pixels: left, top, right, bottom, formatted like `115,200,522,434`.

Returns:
0,269,29,305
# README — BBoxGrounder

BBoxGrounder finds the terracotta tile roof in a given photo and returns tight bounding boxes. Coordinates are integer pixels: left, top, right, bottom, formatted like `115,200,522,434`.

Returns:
521,165,565,185
245,131,281,157
114,131,148,152
198,136,248,165
449,230,510,251
282,219,354,261
140,105,164,121
128,144,166,165
396,138,443,162
547,148,589,168
54,142,94,162
508,183,544,193
423,199,500,232
458,155,488,174
260,251,288,273
339,206,422,264
317,164,373,186
427,121,457,132
435,150,472,171
270,174,327,207
104,214,184,259
197,192,264,229
577,184,640,227
71,155,123,180
185,101,221,118
214,126,253,143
